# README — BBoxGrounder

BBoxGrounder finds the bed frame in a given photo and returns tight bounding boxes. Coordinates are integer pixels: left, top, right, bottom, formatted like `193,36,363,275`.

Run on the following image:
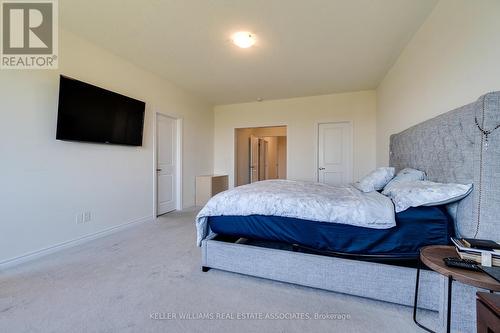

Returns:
201,92,500,332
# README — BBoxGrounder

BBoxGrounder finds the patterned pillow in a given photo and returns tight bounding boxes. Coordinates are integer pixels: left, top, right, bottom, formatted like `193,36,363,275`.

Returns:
383,181,473,213
382,168,426,195
353,167,395,193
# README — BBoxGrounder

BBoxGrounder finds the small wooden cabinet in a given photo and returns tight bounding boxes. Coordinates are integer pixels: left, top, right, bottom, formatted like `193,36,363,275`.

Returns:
195,175,228,206
477,292,500,333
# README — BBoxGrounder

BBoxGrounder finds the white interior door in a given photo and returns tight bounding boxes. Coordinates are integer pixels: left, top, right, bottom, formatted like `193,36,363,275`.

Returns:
249,135,259,183
317,122,353,185
157,114,177,215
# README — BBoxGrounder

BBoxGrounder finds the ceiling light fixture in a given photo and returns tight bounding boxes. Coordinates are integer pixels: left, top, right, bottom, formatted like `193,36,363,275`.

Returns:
231,31,256,48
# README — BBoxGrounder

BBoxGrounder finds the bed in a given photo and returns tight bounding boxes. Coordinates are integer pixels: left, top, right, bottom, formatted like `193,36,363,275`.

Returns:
197,92,500,332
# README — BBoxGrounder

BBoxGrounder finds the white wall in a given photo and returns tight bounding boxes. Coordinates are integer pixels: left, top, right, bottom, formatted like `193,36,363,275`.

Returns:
0,30,213,263
377,0,500,165
214,91,377,187
262,137,279,180
277,136,287,179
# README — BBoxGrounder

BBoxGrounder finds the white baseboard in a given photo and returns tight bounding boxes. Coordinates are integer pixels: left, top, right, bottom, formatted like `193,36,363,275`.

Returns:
0,215,154,270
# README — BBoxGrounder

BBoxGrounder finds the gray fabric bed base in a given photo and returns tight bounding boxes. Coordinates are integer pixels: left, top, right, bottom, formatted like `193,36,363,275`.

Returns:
202,236,441,310
202,236,479,332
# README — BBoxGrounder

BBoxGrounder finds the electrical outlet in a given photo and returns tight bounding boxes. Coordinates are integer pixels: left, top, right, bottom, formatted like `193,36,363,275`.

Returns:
84,211,92,223
76,213,84,224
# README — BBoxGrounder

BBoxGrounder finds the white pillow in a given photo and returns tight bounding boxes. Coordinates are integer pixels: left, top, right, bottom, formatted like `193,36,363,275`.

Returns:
353,167,395,193
384,180,473,213
382,168,426,195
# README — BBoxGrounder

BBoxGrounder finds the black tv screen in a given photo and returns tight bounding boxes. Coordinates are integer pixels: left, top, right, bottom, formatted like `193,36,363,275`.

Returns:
56,76,145,146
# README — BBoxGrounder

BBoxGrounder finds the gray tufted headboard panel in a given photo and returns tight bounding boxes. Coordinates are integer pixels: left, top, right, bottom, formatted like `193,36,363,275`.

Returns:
390,92,500,242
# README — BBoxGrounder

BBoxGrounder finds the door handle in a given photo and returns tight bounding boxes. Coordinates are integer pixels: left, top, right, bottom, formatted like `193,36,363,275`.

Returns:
156,169,162,172
319,167,325,170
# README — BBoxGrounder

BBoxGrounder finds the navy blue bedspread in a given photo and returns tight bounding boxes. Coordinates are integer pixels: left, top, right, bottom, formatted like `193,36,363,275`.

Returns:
207,206,454,257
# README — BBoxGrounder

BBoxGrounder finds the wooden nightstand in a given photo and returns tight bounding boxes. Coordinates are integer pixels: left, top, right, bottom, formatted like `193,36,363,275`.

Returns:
413,245,500,333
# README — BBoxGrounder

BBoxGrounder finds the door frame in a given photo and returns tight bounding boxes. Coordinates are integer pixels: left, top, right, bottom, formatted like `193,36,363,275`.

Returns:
315,121,353,183
233,125,288,187
153,112,183,217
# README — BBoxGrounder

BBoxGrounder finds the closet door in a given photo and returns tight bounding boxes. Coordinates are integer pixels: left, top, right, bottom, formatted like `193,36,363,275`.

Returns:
317,122,353,185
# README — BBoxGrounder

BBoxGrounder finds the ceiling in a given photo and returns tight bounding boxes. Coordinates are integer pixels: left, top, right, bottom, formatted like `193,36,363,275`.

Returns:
60,0,437,105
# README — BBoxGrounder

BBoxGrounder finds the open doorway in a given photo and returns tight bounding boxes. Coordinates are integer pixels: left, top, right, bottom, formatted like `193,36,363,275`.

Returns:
235,126,287,186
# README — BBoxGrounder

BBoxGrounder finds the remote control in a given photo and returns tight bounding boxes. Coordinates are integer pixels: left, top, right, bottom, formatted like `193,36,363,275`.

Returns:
443,257,481,271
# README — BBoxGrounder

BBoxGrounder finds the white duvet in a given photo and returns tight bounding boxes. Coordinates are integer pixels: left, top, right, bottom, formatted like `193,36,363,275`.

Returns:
195,180,396,246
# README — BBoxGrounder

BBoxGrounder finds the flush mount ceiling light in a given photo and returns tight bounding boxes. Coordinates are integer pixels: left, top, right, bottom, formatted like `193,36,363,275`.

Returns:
231,31,256,48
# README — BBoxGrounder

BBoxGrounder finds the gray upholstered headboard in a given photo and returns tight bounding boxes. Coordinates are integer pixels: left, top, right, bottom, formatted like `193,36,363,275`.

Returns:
390,92,500,242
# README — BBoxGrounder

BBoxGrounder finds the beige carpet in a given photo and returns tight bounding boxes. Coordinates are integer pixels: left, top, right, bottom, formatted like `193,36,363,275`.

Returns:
0,209,428,332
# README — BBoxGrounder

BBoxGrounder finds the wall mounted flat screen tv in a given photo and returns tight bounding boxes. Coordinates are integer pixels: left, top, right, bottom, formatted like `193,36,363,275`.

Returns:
56,76,145,146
